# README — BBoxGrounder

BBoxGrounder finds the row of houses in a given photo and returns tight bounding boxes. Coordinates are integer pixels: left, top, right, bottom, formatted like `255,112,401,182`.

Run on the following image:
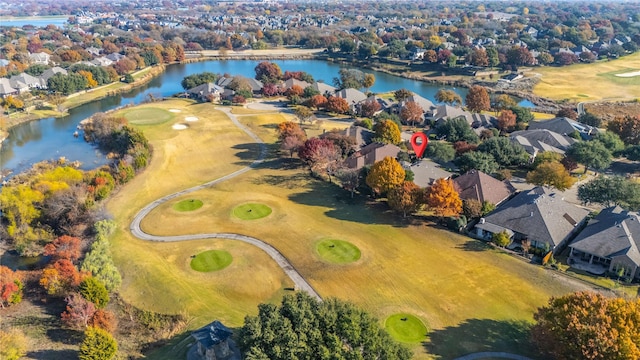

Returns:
0,67,67,98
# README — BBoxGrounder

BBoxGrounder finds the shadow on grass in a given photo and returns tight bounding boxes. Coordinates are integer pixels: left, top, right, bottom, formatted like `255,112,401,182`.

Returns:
287,179,409,227
26,349,79,360
46,328,84,345
256,156,304,171
457,240,493,252
425,319,537,360
232,143,263,163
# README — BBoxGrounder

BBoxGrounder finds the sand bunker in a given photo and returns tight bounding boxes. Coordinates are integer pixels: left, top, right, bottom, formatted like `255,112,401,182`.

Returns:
169,109,182,113
615,70,640,78
172,124,188,130
184,116,199,122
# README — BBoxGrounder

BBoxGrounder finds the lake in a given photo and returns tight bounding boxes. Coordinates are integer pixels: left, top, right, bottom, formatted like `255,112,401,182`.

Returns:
0,59,530,178
0,16,68,28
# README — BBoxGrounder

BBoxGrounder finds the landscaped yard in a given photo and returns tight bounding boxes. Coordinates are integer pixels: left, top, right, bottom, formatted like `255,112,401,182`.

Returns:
533,52,640,101
107,99,588,359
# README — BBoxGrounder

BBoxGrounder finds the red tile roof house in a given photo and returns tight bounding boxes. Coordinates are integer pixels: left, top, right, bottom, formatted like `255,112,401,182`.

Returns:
452,170,516,206
473,186,589,253
345,143,401,170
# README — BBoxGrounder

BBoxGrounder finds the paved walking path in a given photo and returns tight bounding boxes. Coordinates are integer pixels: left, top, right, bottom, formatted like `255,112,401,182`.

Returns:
453,352,533,360
129,106,322,301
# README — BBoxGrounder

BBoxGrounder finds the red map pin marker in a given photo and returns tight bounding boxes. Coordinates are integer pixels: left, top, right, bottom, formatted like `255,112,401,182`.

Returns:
410,132,428,158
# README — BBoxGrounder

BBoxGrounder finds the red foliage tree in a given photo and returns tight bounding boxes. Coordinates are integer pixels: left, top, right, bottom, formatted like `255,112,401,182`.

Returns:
400,101,424,126
307,94,328,110
325,96,349,114
254,61,282,84
61,293,96,330
44,235,82,263
359,99,381,118
261,83,280,97
89,309,117,333
497,110,517,132
0,266,23,308
506,46,535,66
298,138,341,177
555,52,579,65
454,141,478,156
285,85,304,98
53,259,82,288
556,107,578,120
232,95,246,104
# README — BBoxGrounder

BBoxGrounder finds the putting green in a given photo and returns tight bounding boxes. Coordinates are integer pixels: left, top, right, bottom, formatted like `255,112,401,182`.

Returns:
315,239,361,264
385,314,428,344
190,250,233,272
232,203,272,220
173,199,204,212
124,107,174,125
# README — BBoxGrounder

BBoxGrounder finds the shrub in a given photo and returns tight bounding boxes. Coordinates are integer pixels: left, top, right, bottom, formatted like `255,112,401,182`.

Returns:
78,327,117,360
79,277,110,308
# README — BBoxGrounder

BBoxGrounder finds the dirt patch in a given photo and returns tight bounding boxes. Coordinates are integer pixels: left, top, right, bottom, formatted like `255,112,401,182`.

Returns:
584,101,640,122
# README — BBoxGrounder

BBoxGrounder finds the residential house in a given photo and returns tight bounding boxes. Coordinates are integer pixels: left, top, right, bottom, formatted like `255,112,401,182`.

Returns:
189,320,238,360
188,82,225,102
106,52,126,62
0,78,18,98
510,129,576,158
91,57,114,66
282,78,311,91
85,46,101,56
569,206,640,280
29,52,50,65
311,81,336,97
335,88,368,112
408,159,454,188
321,125,374,149
474,186,589,252
357,95,395,116
452,170,515,206
411,48,426,60
10,73,44,90
427,104,496,133
528,117,596,139
345,142,401,170
395,93,434,121
40,67,68,83
217,76,263,96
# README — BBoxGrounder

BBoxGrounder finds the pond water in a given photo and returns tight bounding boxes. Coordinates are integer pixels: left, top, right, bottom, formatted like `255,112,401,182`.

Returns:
0,16,68,28
0,59,532,178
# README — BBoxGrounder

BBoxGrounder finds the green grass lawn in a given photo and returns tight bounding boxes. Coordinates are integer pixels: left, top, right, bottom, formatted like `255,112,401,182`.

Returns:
232,203,272,220
173,199,203,212
385,314,429,344
190,250,233,272
124,107,175,125
315,239,361,264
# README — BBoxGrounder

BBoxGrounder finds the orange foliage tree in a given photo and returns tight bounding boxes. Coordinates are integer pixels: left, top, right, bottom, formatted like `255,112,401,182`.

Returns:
366,156,406,196
0,266,23,308
532,292,640,360
387,181,423,217
44,235,82,263
325,96,349,114
497,110,516,132
400,101,424,126
425,178,462,217
89,309,117,333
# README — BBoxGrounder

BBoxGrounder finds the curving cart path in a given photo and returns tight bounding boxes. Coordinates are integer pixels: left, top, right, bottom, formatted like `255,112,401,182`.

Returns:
129,107,322,301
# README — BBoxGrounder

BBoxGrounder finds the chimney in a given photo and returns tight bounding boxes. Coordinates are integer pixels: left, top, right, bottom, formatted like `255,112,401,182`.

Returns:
480,218,485,224
530,211,534,217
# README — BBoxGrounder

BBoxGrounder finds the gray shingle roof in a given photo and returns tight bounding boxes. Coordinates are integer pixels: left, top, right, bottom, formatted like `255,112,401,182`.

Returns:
191,320,233,348
528,117,595,139
570,206,640,267
481,186,589,248
335,88,367,105
510,129,576,156
452,170,515,205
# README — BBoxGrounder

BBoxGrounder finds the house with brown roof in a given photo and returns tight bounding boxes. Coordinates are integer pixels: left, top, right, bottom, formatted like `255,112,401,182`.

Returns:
320,125,374,149
282,78,311,90
345,143,401,170
569,206,640,280
474,186,589,252
452,170,516,206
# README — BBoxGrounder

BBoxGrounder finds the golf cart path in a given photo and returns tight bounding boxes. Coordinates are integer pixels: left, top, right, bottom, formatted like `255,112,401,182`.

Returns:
129,107,322,301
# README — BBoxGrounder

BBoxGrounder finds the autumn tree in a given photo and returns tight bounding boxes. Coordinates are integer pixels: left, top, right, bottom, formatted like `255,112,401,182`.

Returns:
286,85,304,99
62,293,96,329
307,94,327,110
497,110,517,132
425,178,462,217
0,266,23,308
373,120,401,145
337,168,361,198
254,61,282,84
494,94,517,112
400,101,424,126
322,130,357,158
532,292,640,360
506,46,535,66
462,199,483,218
359,99,381,118
469,48,489,67
325,96,349,114
0,329,27,360
366,156,405,196
526,161,576,191
435,89,462,105
79,327,118,360
394,88,412,102
277,121,306,142
261,83,280,97
298,138,341,178
556,107,578,120
89,309,117,334
607,115,640,145
363,73,375,92
465,85,490,113
294,106,314,124
387,181,423,217
44,235,82,263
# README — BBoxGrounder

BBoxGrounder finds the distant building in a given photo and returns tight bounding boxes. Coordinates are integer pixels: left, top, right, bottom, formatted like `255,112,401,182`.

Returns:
188,320,239,360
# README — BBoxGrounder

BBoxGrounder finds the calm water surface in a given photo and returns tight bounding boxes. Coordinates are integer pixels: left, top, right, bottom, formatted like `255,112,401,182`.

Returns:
0,17,68,28
0,59,530,178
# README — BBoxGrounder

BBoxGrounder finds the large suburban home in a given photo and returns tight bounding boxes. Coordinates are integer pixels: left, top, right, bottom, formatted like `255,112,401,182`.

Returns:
91,57,114,67
510,129,576,158
357,95,395,116
394,93,435,121
217,76,264,96
189,320,238,360
345,143,401,170
40,67,68,83
187,82,225,102
10,73,45,89
528,117,596,140
474,186,589,252
334,88,368,111
29,52,50,65
426,104,496,133
568,206,640,280
452,170,516,206
321,125,374,149
0,78,18,98
282,78,311,91
311,81,336,96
